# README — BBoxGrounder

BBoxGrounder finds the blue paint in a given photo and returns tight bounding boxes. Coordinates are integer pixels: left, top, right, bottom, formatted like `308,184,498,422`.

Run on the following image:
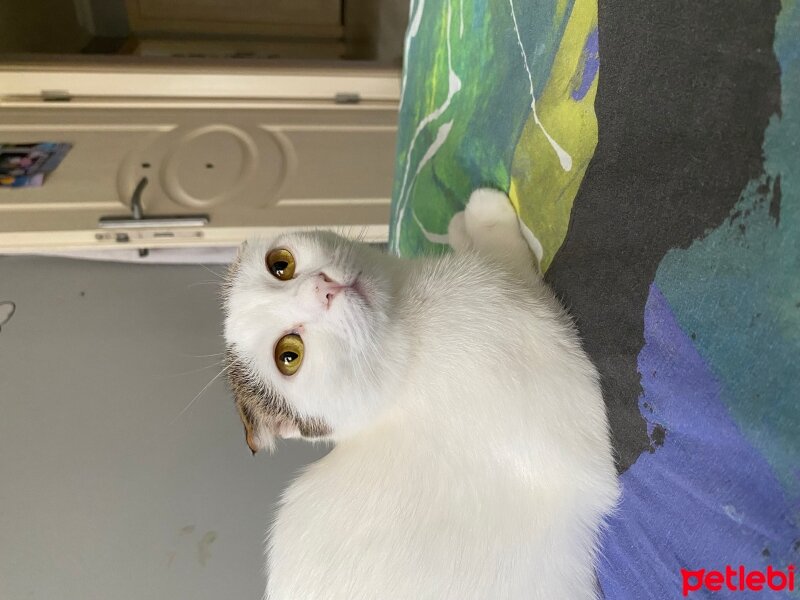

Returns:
572,28,599,101
597,285,799,599
653,0,800,499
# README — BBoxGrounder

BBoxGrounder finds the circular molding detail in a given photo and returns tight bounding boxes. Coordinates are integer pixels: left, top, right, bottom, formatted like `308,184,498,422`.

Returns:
161,125,258,209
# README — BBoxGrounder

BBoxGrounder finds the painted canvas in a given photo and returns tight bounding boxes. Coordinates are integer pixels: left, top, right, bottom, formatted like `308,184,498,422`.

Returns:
389,0,800,596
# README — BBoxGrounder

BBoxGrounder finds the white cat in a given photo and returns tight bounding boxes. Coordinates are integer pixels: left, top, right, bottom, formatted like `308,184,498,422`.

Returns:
223,189,619,600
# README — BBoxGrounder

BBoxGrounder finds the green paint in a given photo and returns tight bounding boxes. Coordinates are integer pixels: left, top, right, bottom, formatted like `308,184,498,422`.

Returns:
390,0,598,261
655,1,800,497
510,0,598,271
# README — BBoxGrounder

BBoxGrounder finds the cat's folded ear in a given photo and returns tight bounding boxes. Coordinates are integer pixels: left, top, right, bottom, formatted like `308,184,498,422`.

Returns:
238,406,301,455
239,406,266,455
237,401,273,455
227,349,301,454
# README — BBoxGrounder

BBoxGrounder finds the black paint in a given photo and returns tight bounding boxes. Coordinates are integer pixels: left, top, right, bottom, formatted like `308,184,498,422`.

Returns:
651,424,666,450
770,175,782,226
546,0,782,472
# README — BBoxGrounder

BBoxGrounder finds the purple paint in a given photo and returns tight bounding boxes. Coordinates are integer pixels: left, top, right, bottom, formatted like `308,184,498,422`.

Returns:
572,29,599,101
597,284,799,599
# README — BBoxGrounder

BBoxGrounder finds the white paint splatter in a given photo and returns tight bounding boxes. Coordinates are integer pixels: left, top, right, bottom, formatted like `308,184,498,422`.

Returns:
507,0,573,172
409,0,425,37
405,121,455,246
416,121,453,179
393,0,462,252
723,504,744,524
518,219,544,263
413,208,451,245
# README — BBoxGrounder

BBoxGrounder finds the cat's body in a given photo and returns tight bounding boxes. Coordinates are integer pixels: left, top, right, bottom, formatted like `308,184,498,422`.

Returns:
223,190,618,600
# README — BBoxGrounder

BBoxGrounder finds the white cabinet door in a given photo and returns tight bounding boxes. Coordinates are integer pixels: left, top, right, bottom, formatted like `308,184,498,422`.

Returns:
0,64,400,251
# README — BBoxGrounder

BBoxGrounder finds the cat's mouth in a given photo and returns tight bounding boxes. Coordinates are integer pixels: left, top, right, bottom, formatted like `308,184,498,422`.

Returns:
317,271,368,310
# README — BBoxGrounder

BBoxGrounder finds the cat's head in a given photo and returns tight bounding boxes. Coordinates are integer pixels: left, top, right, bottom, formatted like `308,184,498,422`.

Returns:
222,231,397,453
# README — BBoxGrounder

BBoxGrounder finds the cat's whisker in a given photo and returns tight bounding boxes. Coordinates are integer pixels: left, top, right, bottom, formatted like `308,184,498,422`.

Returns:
181,351,225,358
173,362,232,421
197,264,225,280
187,280,223,289
163,359,226,379
339,237,358,273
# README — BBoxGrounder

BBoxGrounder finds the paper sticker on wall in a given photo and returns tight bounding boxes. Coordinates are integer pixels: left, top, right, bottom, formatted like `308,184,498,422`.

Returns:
0,142,72,188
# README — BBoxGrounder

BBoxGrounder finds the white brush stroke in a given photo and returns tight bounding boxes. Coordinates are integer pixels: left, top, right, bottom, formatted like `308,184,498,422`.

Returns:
393,0,461,252
508,0,573,172
399,121,456,248
518,219,545,263
412,208,451,245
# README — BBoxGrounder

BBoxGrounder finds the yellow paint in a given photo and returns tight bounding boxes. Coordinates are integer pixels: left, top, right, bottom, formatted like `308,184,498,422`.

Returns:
508,180,522,213
509,0,598,271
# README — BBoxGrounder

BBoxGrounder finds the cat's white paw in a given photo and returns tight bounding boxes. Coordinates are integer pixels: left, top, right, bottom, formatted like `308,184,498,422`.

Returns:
464,188,519,235
447,211,471,252
461,188,540,275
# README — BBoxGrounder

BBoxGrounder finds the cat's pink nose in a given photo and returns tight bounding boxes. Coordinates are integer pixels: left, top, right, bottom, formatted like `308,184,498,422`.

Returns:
314,273,342,308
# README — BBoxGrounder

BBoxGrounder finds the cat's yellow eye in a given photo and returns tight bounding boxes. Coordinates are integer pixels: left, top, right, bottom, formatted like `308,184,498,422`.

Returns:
274,334,304,376
266,248,296,281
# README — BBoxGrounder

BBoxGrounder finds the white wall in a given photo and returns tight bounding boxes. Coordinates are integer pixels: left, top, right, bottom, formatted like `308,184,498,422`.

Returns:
0,255,327,599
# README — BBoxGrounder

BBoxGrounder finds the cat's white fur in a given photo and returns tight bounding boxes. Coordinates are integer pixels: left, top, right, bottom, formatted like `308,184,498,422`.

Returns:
223,189,619,600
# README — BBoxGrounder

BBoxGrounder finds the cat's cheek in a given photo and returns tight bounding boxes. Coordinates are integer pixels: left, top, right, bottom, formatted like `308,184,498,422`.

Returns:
277,422,302,439
249,417,302,453
293,297,331,324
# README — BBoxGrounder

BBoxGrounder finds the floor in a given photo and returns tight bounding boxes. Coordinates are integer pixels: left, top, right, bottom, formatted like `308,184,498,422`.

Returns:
0,255,329,599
